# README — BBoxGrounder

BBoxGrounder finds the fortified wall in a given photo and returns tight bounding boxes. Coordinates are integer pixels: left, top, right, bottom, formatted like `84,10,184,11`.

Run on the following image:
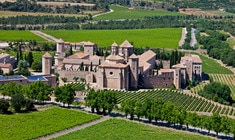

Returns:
56,70,90,82
142,74,174,89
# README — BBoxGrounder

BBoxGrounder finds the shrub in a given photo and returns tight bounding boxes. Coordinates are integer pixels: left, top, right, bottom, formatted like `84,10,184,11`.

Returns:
11,93,26,112
25,99,34,111
0,99,10,114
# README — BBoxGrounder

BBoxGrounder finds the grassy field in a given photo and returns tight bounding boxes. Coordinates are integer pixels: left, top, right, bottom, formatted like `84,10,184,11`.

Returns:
227,37,235,48
43,28,181,48
0,107,100,140
94,5,185,20
5,51,54,62
0,30,45,42
198,54,233,74
54,119,212,140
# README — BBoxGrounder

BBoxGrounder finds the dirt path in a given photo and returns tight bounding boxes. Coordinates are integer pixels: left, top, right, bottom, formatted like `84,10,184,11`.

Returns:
178,27,186,46
35,115,110,140
30,30,59,42
92,9,114,18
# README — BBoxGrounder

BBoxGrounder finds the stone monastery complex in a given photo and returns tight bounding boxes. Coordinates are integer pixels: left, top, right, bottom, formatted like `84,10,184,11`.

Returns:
42,39,202,90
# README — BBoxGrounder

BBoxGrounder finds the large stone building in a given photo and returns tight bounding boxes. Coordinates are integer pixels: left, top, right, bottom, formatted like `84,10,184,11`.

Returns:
44,39,202,90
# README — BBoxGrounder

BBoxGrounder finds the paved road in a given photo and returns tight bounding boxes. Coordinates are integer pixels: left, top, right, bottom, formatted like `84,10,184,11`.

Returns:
35,115,110,140
30,30,59,42
190,28,197,47
178,27,187,46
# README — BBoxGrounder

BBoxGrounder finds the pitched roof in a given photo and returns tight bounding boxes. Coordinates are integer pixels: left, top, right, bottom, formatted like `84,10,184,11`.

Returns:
120,40,133,48
159,69,173,73
139,50,156,62
112,42,119,47
138,59,151,72
0,63,12,68
99,61,128,68
106,55,124,61
67,52,89,59
181,54,202,63
172,63,187,68
129,54,138,59
0,53,9,59
42,52,52,58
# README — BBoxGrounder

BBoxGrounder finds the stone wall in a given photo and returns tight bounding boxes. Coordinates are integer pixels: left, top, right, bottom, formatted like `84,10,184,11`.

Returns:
57,70,90,82
142,74,174,89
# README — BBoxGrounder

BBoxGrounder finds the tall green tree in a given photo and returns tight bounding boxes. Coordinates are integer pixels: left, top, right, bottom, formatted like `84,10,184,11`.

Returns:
0,99,10,114
31,61,42,71
211,112,222,136
11,93,25,112
135,100,143,121
85,89,99,113
121,99,136,119
24,81,52,102
27,51,34,67
54,84,75,107
0,82,23,97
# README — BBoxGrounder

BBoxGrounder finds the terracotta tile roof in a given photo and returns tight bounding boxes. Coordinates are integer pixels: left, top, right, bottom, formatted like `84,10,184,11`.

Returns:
106,55,124,61
139,50,156,62
129,54,138,59
112,42,119,47
90,55,102,60
0,63,12,68
181,54,202,63
172,63,187,68
42,52,52,58
67,52,89,59
0,53,10,59
99,61,128,68
159,69,173,73
139,59,151,72
120,40,133,48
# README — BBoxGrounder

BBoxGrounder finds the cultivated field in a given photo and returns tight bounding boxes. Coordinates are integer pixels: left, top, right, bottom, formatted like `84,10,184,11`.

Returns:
43,28,181,48
115,89,234,116
94,5,185,20
37,1,95,7
0,11,91,18
0,30,45,42
179,8,235,17
192,74,235,99
0,107,100,140
5,51,54,63
198,54,233,74
54,119,212,140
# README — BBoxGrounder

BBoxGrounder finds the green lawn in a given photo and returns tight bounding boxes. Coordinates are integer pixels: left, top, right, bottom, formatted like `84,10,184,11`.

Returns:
94,5,185,20
5,51,54,62
0,107,100,140
199,54,233,74
54,118,212,140
0,30,45,42
43,28,181,48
